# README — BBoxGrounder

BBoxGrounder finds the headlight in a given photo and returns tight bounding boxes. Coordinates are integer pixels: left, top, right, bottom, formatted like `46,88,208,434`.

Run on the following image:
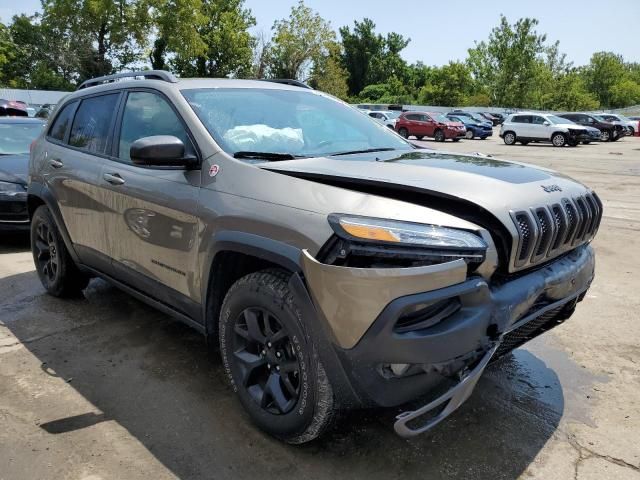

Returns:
0,181,26,197
332,215,486,249
322,214,487,268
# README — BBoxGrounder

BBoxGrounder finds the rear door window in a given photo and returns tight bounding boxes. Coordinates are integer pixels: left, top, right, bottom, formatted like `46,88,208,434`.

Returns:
48,102,77,142
69,94,120,154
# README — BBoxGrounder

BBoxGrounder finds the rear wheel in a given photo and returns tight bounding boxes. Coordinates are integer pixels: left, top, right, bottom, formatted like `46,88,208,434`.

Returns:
434,129,445,142
503,131,516,145
30,205,89,297
219,270,336,444
551,133,566,147
398,128,409,138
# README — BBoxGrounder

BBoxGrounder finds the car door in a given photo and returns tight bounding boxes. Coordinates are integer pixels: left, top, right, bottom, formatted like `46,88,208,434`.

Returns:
100,89,202,317
421,114,435,137
528,115,548,140
43,92,121,270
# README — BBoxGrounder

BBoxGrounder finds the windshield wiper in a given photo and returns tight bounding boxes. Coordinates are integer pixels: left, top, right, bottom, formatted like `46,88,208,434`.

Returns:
330,147,397,156
233,151,303,161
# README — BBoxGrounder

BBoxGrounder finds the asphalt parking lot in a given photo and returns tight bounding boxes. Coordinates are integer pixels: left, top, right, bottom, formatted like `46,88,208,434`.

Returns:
1,133,639,480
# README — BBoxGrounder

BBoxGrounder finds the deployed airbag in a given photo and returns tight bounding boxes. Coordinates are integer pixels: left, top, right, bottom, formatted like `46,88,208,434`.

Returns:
223,124,304,152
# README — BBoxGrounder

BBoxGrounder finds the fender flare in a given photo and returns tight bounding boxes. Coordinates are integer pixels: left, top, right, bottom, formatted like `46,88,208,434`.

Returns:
27,181,81,264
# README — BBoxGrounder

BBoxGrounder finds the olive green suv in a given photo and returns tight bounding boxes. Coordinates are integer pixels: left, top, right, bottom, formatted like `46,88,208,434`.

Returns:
28,71,601,443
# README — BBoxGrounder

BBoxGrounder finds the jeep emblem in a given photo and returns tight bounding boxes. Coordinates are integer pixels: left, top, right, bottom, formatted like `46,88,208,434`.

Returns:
541,184,562,193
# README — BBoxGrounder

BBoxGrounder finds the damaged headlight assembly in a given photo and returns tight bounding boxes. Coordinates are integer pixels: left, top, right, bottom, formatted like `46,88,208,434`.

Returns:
321,214,487,268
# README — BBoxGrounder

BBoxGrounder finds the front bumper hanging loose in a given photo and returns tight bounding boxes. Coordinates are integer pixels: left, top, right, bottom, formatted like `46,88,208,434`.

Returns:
394,343,499,437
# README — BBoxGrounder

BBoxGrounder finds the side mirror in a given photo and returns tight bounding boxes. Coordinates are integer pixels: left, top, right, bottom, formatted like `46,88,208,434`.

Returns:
543,121,551,126
130,135,195,167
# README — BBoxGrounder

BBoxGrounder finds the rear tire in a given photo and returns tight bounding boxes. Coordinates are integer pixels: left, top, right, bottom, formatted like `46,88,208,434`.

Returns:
219,269,336,444
434,129,445,142
30,205,89,297
398,128,409,138
551,133,566,147
503,131,516,145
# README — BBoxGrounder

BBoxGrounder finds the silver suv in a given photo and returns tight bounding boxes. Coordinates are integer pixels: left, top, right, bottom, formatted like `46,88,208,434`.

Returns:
28,71,600,443
500,112,591,147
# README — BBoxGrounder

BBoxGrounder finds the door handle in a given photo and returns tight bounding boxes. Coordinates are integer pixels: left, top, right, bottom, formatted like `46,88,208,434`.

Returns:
49,158,64,168
103,173,125,185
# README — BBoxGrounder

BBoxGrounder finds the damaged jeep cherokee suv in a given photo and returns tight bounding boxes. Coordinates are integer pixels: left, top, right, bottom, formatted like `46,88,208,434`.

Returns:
28,71,601,443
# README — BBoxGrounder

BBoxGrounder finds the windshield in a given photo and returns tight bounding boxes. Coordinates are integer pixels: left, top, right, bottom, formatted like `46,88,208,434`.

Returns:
595,115,614,122
182,88,412,158
431,114,451,123
0,122,44,155
547,115,572,125
384,111,401,119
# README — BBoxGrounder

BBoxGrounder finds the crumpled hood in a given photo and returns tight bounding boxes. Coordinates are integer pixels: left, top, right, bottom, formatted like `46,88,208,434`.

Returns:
0,153,29,185
261,149,592,230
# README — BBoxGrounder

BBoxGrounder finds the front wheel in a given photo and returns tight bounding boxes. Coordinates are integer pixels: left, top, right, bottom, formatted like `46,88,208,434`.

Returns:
219,270,336,444
600,130,611,141
30,205,89,297
552,133,566,147
465,130,474,139
434,129,445,142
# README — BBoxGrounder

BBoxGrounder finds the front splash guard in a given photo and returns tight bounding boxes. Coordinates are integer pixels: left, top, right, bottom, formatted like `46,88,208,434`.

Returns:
394,344,499,438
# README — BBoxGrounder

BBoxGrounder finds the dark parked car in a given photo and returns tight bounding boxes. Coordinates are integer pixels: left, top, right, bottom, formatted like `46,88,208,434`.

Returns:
557,113,625,142
0,99,29,117
446,114,492,139
395,112,466,141
0,117,46,231
448,110,493,128
475,112,501,126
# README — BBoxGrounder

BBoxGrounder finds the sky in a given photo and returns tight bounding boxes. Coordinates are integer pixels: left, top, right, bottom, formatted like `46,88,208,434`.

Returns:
1,0,639,67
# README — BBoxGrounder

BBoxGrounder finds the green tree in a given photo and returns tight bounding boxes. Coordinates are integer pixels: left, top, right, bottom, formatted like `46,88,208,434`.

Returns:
309,41,349,99
546,71,599,111
610,79,640,108
41,0,151,80
0,22,18,86
266,1,334,80
417,62,474,106
340,18,409,96
170,0,255,78
467,15,546,107
583,52,629,108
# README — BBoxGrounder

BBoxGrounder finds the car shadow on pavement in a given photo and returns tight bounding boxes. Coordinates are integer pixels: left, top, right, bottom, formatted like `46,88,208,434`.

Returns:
0,232,30,254
0,271,564,480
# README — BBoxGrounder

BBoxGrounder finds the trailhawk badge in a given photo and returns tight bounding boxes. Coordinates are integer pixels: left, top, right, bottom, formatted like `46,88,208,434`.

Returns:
209,164,220,177
541,184,562,193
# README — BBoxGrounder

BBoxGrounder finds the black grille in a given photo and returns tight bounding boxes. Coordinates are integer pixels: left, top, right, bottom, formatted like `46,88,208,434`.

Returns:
0,201,28,221
493,306,563,360
512,193,602,270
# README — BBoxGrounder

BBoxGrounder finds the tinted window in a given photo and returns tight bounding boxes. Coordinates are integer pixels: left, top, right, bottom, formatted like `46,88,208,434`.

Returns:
405,114,420,121
118,91,193,162
531,116,546,125
48,102,76,141
511,115,529,123
69,94,119,153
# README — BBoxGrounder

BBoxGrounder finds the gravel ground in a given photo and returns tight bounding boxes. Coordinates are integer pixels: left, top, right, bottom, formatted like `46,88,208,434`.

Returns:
1,132,639,480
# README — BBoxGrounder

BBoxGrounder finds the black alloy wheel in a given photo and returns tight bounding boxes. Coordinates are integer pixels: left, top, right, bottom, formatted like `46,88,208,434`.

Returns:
33,220,58,285
232,307,301,415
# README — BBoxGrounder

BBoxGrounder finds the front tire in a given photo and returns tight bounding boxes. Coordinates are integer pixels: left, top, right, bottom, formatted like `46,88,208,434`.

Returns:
600,129,611,142
30,205,89,297
219,270,336,444
434,129,445,142
465,130,474,139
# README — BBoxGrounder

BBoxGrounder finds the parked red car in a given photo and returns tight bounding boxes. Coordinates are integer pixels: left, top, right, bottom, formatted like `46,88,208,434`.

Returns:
395,111,466,142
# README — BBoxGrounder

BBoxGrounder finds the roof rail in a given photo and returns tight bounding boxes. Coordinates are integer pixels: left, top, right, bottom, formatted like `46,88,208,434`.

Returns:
260,79,312,89
77,70,178,90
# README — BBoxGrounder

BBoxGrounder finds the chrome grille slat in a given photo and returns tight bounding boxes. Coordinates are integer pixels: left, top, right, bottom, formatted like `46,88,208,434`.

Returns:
511,192,602,271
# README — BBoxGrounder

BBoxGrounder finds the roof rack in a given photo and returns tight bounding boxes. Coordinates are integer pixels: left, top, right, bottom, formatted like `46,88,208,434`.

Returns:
260,79,312,89
77,70,178,90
